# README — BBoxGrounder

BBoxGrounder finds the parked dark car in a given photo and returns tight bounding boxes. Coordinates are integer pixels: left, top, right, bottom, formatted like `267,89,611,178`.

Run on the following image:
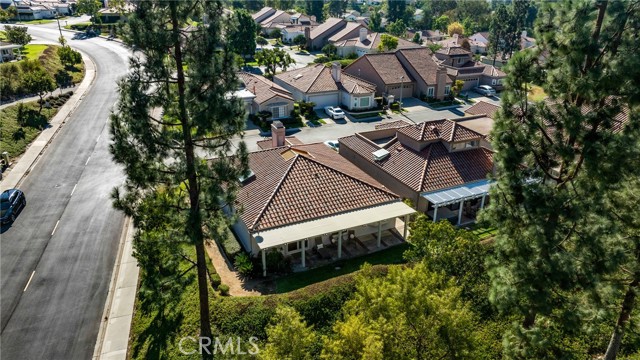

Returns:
1,189,26,225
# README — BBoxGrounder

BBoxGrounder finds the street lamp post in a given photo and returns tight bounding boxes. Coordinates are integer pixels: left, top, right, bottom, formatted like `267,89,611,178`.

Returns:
399,76,404,112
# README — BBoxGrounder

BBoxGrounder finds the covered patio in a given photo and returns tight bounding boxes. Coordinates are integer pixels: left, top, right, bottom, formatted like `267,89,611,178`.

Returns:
253,202,415,276
422,179,493,226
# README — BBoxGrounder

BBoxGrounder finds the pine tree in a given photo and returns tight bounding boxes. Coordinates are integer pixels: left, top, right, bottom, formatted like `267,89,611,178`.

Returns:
110,0,249,349
484,0,640,356
306,0,324,22
387,0,407,23
227,9,258,65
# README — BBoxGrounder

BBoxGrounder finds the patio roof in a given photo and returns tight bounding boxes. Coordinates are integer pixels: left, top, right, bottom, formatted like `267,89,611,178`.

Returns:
422,179,493,206
253,201,415,250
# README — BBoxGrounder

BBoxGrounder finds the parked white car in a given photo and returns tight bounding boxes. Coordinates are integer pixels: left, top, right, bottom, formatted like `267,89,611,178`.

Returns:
324,106,345,119
474,85,497,96
323,140,340,151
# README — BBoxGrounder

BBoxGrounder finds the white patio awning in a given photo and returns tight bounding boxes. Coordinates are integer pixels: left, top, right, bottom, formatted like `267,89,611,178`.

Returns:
253,201,415,250
422,179,493,207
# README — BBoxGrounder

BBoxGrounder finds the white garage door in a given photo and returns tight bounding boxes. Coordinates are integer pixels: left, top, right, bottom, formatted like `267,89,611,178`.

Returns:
308,93,339,109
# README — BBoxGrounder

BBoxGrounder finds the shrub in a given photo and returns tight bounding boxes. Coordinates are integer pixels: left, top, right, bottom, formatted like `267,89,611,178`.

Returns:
313,55,330,64
210,273,222,289
266,249,291,273
390,102,400,110
234,252,254,277
218,284,230,296
345,52,358,59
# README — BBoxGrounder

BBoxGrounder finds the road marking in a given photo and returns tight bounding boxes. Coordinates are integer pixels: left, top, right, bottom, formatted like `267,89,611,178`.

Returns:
85,156,91,165
96,134,101,142
52,220,60,236
71,183,78,196
23,271,35,292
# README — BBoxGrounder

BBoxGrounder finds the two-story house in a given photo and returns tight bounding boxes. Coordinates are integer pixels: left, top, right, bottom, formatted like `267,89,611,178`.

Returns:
434,46,506,91
344,48,452,101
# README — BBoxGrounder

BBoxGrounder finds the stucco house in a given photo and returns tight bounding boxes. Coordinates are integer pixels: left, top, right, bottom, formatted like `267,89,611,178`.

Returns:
236,72,295,120
434,46,506,91
253,7,316,36
273,63,377,110
304,18,366,50
339,119,495,225
334,28,422,58
15,4,55,20
344,48,452,100
0,41,21,63
232,126,415,275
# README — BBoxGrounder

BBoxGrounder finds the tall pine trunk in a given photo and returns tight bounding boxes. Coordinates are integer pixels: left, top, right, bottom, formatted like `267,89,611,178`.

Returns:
170,2,212,345
604,248,640,360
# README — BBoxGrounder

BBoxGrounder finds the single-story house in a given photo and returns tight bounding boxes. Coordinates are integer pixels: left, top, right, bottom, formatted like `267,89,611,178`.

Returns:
273,63,377,110
281,25,317,43
232,128,415,275
344,48,452,100
334,28,422,57
254,7,316,36
15,5,55,20
0,41,21,63
469,32,490,46
236,72,295,119
341,10,360,21
339,119,495,225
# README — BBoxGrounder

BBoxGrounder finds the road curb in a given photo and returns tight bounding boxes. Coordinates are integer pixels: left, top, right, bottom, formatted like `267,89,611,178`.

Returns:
0,49,97,190
92,217,138,360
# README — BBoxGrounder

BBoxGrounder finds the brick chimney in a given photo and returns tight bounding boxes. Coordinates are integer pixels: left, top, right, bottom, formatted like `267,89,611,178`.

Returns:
271,121,286,148
359,27,367,42
304,27,311,48
331,62,341,82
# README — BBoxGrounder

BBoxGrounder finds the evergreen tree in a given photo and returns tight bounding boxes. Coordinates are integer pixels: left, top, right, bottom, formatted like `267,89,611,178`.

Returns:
386,19,406,37
386,0,407,23
227,9,258,64
369,10,382,32
484,0,640,357
488,3,509,66
4,26,32,47
109,0,249,349
261,306,317,360
306,0,324,22
255,47,295,78
325,0,348,18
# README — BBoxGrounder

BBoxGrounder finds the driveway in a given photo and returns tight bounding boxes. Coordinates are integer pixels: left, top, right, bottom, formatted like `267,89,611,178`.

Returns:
259,43,317,71
465,90,502,106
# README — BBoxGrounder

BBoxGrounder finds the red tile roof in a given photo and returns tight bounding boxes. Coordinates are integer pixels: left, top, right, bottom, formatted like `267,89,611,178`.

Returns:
238,143,398,231
238,72,294,104
340,132,494,192
397,119,484,142
256,136,304,150
465,101,500,119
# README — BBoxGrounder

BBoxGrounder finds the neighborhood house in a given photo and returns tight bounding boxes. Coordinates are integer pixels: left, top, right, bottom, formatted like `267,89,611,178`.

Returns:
236,72,295,120
232,123,415,275
339,119,495,226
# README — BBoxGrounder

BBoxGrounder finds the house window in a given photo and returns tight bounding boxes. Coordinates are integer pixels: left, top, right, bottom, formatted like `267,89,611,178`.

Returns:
457,58,462,64
491,79,497,85
444,85,450,95
427,87,434,97
359,97,370,107
270,105,287,119
287,241,300,252
465,140,478,148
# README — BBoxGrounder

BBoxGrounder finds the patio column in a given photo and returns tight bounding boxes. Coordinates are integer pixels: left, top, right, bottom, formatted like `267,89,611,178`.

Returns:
262,249,267,277
457,200,464,225
433,205,439,222
403,214,409,239
377,221,382,248
338,230,343,259
480,194,486,209
301,240,306,268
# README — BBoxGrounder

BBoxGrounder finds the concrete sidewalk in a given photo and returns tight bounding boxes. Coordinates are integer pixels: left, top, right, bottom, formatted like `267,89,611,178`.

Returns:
0,50,96,190
93,218,139,360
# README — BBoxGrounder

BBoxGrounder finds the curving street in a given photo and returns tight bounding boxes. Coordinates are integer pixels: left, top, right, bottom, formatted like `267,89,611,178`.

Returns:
1,25,131,359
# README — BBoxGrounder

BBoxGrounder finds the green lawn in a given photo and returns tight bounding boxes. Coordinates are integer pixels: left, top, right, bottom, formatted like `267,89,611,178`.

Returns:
21,44,48,61
0,97,70,161
0,31,6,41
274,243,409,293
350,111,384,119
17,19,55,25
467,224,498,240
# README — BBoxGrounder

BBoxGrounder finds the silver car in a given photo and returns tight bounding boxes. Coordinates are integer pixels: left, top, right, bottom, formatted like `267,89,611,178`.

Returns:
475,85,497,96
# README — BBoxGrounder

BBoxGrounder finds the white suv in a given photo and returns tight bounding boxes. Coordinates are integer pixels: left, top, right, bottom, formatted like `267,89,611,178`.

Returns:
324,106,345,119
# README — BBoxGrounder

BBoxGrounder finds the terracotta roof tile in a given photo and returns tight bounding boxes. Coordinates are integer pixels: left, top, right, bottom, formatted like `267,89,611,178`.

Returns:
339,132,493,192
397,119,483,142
238,143,397,231
465,101,500,119
238,72,294,104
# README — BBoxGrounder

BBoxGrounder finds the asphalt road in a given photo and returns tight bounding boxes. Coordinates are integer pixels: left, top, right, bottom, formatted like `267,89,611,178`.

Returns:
1,26,130,359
